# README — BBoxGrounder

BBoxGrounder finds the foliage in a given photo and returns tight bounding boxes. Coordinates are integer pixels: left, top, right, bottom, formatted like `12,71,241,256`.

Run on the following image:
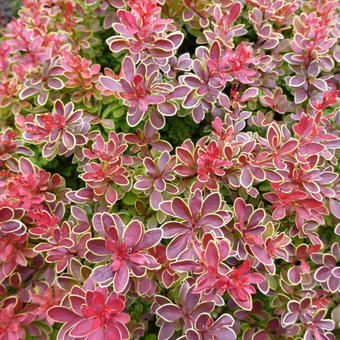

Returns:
0,0,339,339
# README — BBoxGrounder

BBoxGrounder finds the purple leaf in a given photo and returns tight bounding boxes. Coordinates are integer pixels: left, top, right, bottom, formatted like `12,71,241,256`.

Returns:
172,198,192,220
156,304,182,322
100,76,123,92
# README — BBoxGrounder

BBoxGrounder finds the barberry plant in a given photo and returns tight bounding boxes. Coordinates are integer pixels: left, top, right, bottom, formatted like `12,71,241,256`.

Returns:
0,0,339,339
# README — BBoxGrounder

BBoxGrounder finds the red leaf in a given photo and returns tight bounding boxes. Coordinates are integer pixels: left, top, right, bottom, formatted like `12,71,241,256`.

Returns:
48,307,78,322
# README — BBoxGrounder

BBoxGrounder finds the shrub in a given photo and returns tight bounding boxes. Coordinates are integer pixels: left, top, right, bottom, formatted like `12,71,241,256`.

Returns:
0,0,339,339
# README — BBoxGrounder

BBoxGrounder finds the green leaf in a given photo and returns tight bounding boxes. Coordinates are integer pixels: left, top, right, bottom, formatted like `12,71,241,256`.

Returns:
259,182,271,191
123,192,138,205
112,107,126,118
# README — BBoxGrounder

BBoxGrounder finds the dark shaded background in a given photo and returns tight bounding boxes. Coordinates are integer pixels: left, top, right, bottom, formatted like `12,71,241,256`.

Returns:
0,0,20,26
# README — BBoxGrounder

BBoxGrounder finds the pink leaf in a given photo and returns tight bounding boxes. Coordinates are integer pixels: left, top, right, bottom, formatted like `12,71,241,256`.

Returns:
123,220,143,249
70,319,95,337
299,143,325,155
113,261,130,293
